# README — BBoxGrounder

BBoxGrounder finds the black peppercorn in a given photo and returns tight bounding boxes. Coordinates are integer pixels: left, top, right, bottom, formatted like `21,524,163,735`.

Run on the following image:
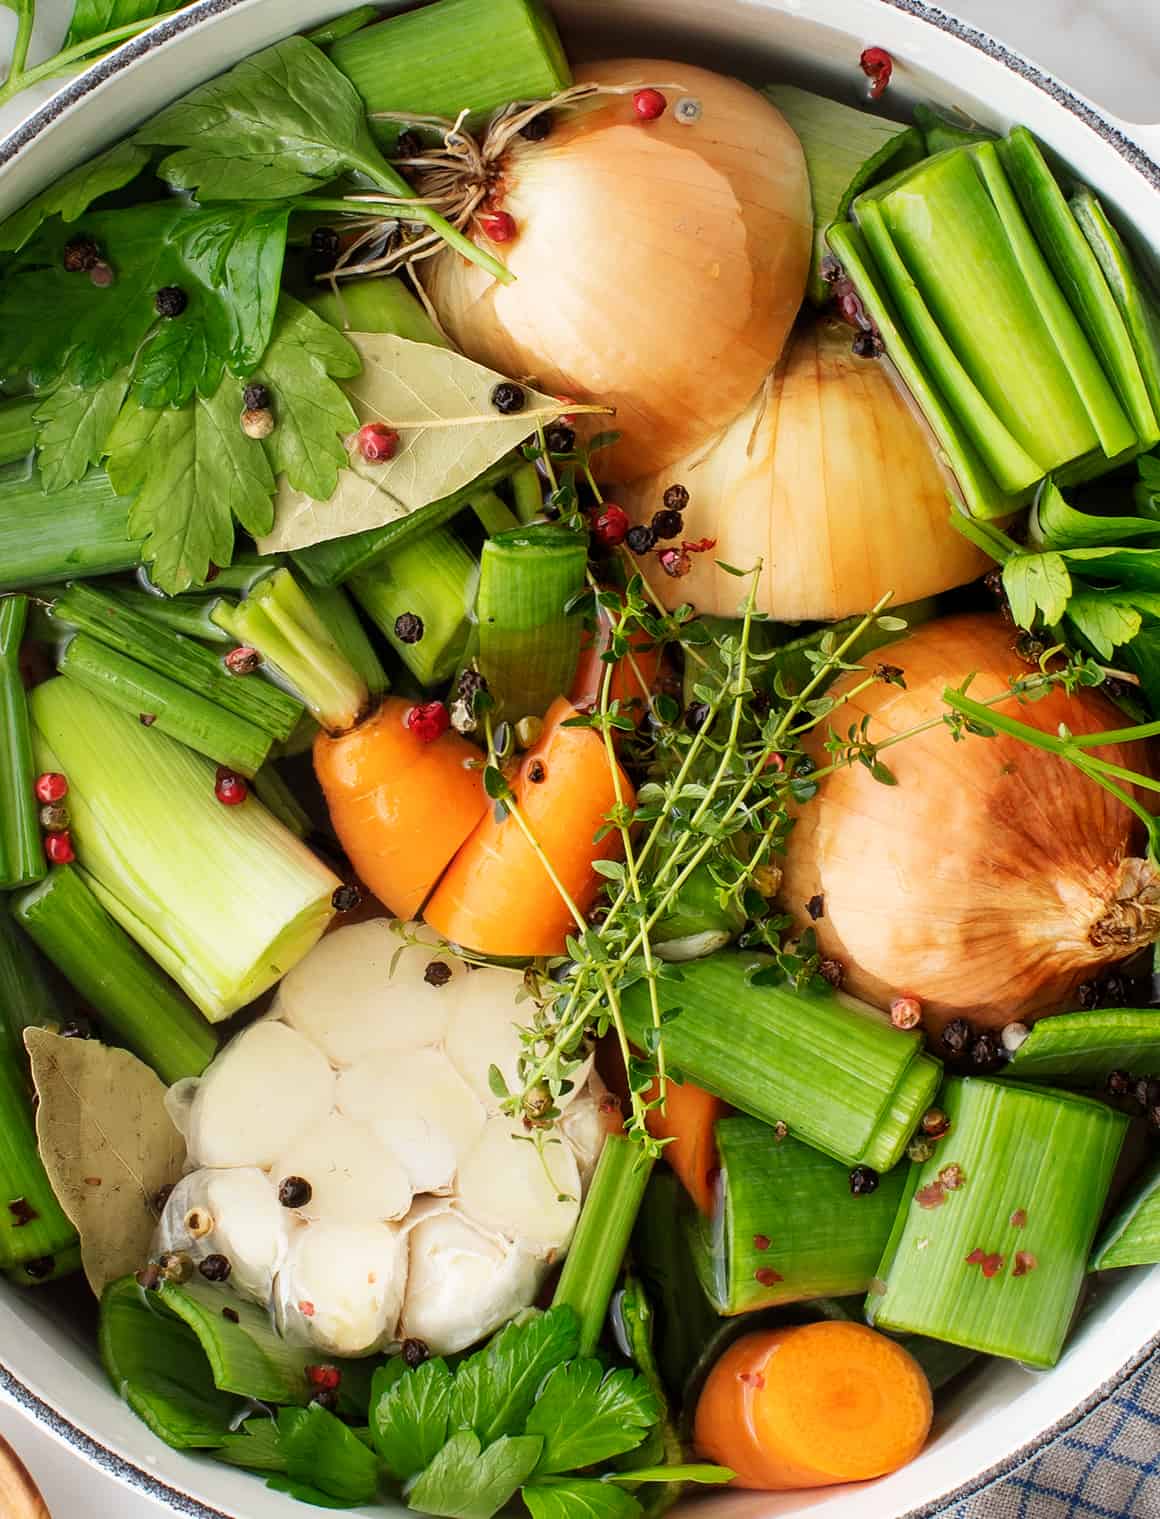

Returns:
63,235,100,272
970,1031,1002,1070
625,524,656,554
310,226,341,259
942,1018,973,1057
849,1165,880,1196
395,129,424,159
1106,1068,1133,1098
23,1256,54,1280
331,884,361,913
685,701,711,733
650,507,684,540
136,1263,163,1291
153,1183,174,1213
457,669,489,709
818,958,844,989
278,1176,313,1209
394,611,424,645
527,759,547,784
490,382,526,415
544,422,575,454
221,1306,240,1324
424,961,452,987
519,110,553,142
402,1337,430,1369
154,286,189,318
61,1017,93,1040
310,1388,339,1411
243,382,271,412
198,1253,232,1283
851,328,884,358
662,483,690,512
805,894,825,921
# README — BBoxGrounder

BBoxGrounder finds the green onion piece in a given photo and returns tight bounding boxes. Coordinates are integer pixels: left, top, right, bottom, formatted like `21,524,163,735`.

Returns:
1071,187,1160,424
309,276,449,349
4,1240,82,1286
0,1051,77,1268
0,395,36,466
157,1277,320,1405
308,583,389,704
867,1076,1127,1366
0,467,141,592
510,459,544,524
99,1277,242,1449
304,4,379,47
51,582,303,743
0,597,45,890
471,489,520,537
329,0,570,147
13,865,217,1084
59,634,274,778
631,1172,719,1402
999,128,1158,452
212,569,370,733
763,85,925,305
251,763,313,840
621,953,939,1171
1004,1008,1160,1087
689,1118,907,1314
30,679,338,1022
553,1135,654,1357
476,523,586,720
349,527,478,688
1090,1161,1160,1270
112,587,234,644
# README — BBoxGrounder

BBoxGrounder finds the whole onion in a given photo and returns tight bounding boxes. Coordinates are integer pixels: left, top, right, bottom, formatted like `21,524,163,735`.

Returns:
619,317,989,620
424,59,812,482
780,613,1158,1036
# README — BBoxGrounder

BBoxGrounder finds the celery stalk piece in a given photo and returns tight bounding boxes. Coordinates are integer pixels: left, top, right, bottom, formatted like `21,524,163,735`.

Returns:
911,102,995,155
251,763,313,840
620,953,940,1171
329,0,570,146
305,5,379,47
1029,478,1160,549
689,1119,907,1314
310,277,449,350
14,865,217,1083
0,597,45,890
510,460,545,525
763,84,925,305
1004,1008,1160,1087
51,583,303,742
471,490,520,537
999,128,1159,452
1090,1162,1160,1270
554,1135,654,1357
308,584,389,703
349,527,478,688
1071,187,1160,423
6,1241,82,1286
476,523,586,720
156,553,282,597
113,587,234,644
0,395,36,466
30,679,338,1022
867,1076,1127,1366
0,467,141,592
826,222,1020,520
0,900,70,1065
59,634,274,778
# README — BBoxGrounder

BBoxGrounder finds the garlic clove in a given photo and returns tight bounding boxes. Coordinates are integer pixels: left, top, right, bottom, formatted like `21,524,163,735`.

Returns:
400,1209,543,1356
184,1020,334,1169
559,1074,612,1191
275,919,464,1067
154,1167,288,1305
368,1116,457,1197
272,1112,412,1227
456,1116,581,1255
275,1221,406,1357
336,1046,485,1187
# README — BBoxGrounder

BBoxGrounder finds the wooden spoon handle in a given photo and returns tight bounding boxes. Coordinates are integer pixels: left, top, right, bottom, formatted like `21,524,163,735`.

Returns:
0,1432,51,1519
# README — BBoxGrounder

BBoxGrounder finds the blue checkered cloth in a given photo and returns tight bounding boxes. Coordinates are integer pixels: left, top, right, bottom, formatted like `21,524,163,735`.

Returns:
945,1352,1160,1517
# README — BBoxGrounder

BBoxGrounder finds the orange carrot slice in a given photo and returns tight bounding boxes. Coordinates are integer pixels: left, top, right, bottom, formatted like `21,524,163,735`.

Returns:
424,696,633,956
314,698,487,920
694,1322,933,1490
570,607,661,722
645,1077,724,1216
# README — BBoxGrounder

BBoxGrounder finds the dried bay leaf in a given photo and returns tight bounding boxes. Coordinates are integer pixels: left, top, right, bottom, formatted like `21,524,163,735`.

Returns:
26,1029,186,1295
258,332,608,553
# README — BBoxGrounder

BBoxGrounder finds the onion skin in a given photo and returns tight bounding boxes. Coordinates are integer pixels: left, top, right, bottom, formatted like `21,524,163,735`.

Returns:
424,59,811,481
619,318,989,620
780,614,1155,1036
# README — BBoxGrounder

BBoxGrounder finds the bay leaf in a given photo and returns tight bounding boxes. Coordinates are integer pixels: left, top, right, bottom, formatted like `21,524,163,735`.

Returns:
258,332,606,553
26,1029,186,1295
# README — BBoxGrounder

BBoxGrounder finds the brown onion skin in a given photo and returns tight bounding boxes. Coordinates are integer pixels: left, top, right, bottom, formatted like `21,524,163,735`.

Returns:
424,59,812,482
780,613,1153,1037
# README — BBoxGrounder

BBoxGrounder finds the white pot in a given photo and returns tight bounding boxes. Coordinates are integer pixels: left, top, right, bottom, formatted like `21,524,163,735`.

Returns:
1,3,1158,1515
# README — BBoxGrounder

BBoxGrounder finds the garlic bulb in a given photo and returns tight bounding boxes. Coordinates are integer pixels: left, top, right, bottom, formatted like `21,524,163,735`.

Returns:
425,59,812,482
618,318,989,621
780,613,1157,1036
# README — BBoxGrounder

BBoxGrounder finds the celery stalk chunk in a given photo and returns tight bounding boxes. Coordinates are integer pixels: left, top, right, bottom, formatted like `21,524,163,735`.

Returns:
30,679,338,1022
0,467,141,592
689,1118,907,1314
867,1076,1127,1366
1090,1162,1160,1271
1004,1008,1160,1087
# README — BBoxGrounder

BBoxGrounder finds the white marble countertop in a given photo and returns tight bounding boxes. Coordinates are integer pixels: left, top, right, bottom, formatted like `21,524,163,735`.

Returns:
0,1,1158,1514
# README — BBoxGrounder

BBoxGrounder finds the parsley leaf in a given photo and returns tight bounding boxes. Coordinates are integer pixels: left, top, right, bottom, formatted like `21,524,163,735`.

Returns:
406,1431,542,1519
1136,452,1160,517
0,141,150,253
1065,593,1143,659
525,1362,657,1475
449,1306,580,1443
277,1404,378,1506
34,369,129,492
1002,551,1072,628
266,1475,361,1510
214,1417,288,1473
252,295,359,499
106,379,274,591
137,36,395,201
0,201,288,403
64,0,176,47
370,1356,453,1481
523,1483,642,1519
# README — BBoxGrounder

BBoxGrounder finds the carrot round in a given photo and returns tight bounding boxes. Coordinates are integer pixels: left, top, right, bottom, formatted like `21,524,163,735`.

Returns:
424,696,634,957
570,607,661,722
645,1077,724,1216
314,697,488,920
694,1321,933,1490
